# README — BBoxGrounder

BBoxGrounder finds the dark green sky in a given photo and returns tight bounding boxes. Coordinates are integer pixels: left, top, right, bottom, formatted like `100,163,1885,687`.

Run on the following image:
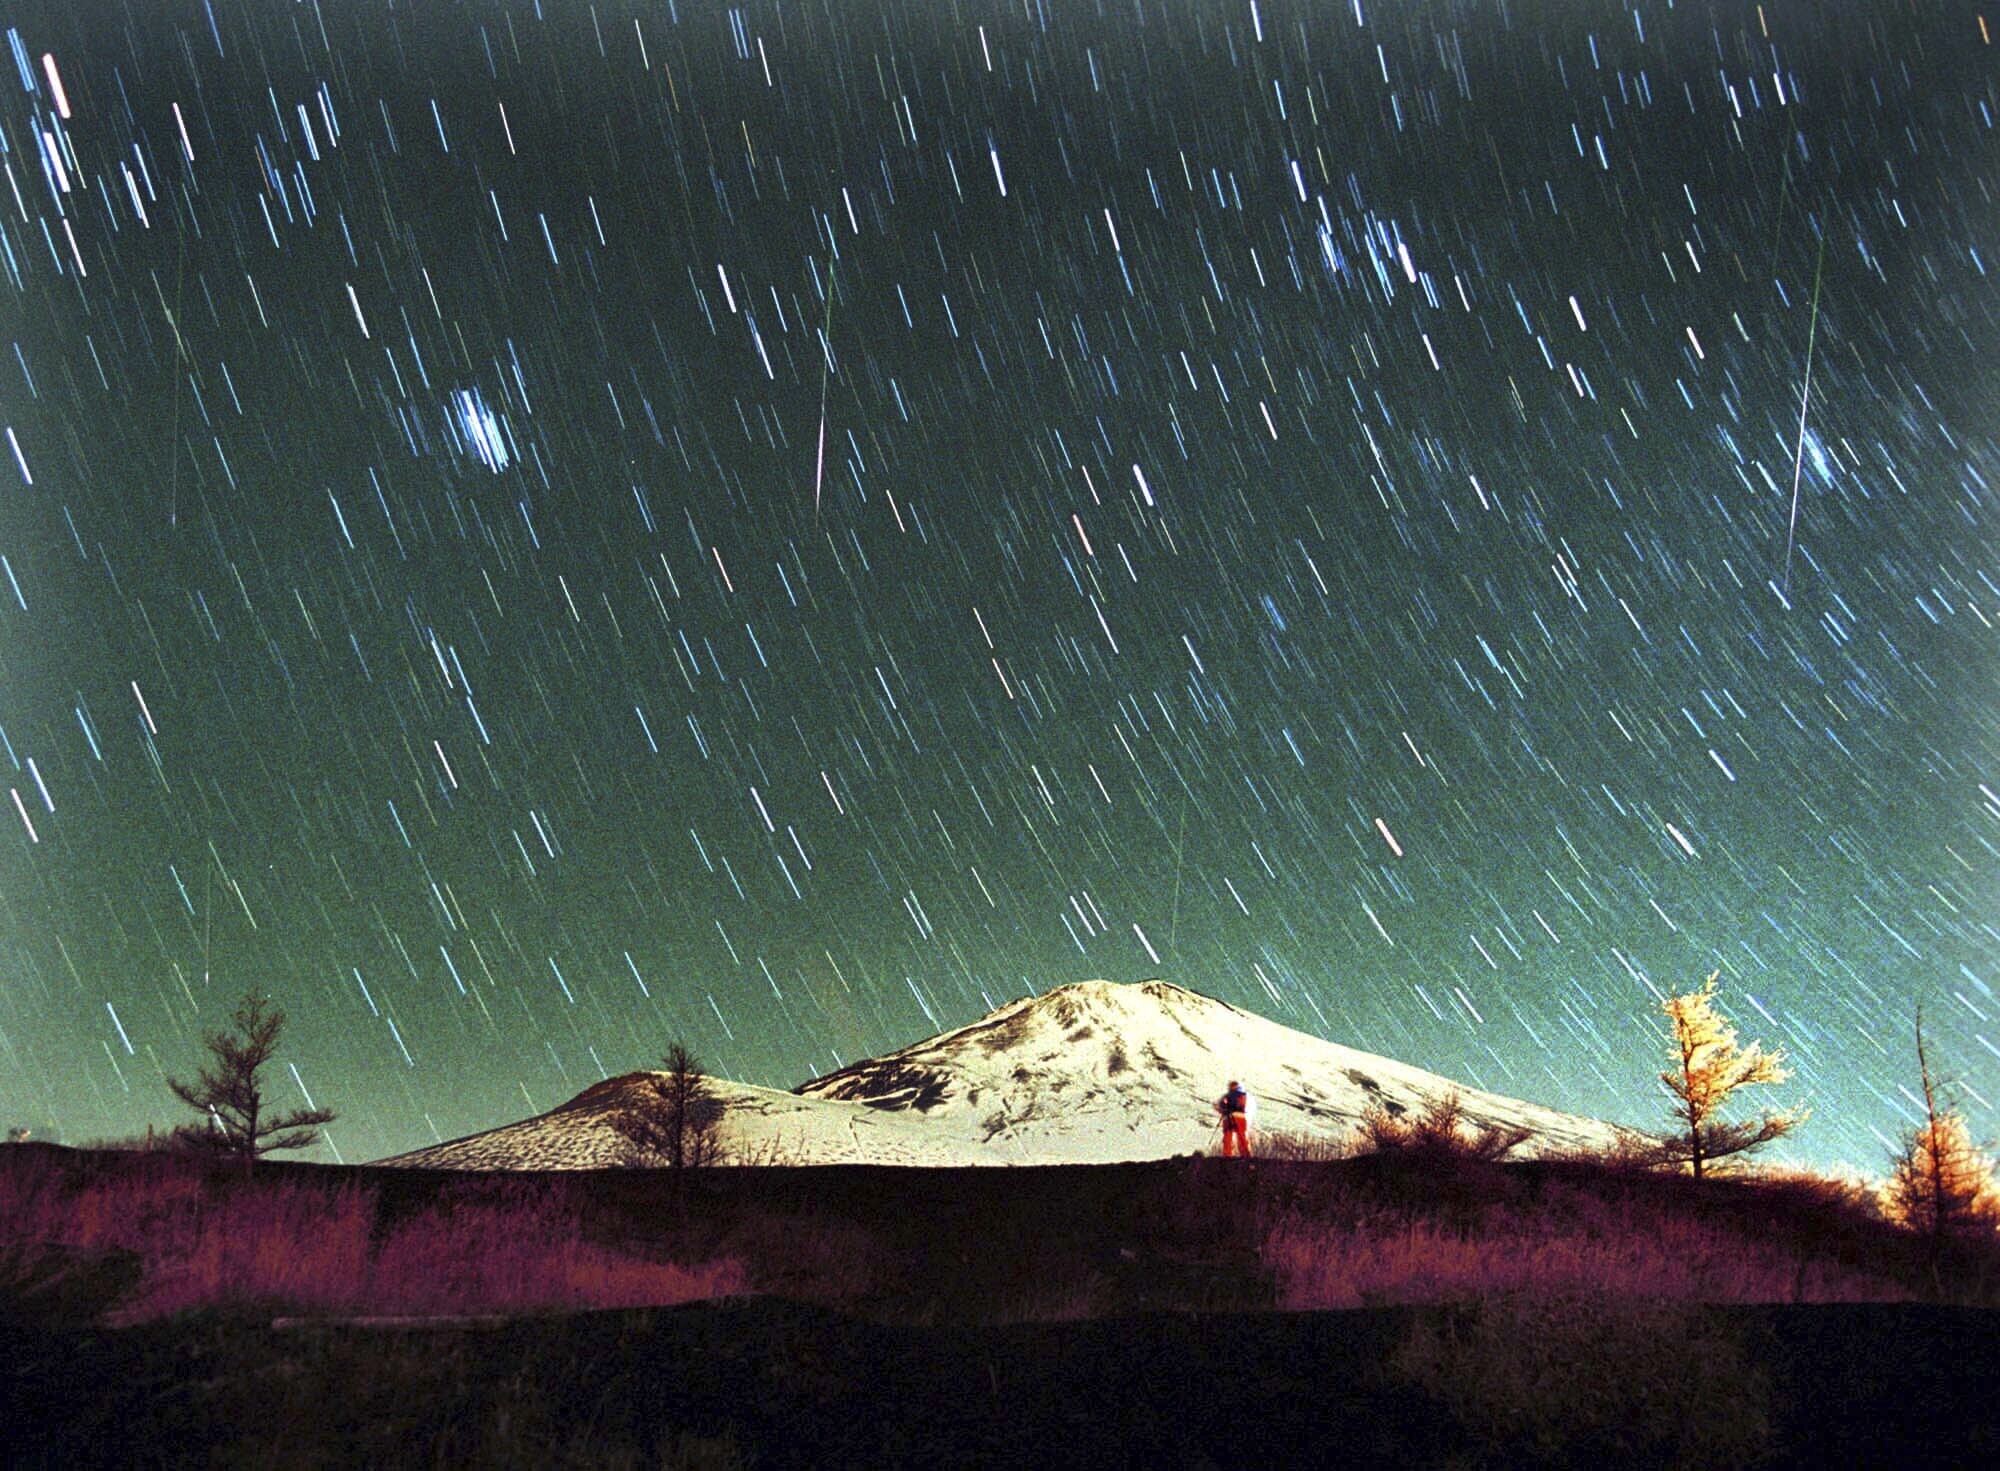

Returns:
1,0,1994,1169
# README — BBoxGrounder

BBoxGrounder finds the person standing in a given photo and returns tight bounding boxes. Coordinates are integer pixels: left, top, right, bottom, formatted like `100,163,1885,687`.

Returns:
1216,1080,1253,1158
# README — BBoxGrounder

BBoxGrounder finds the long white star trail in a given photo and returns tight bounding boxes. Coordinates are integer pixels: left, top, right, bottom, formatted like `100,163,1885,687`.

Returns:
0,0,1993,1173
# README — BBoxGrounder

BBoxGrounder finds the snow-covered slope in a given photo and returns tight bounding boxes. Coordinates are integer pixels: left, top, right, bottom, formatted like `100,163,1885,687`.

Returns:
377,978,1624,1168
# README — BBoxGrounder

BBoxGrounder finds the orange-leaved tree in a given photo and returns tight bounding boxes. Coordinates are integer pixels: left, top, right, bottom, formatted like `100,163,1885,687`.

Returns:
1881,1009,1998,1245
1655,970,1804,1179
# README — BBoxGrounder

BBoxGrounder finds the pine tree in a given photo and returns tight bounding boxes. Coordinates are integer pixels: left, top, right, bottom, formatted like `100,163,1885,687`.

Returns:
1882,1010,1998,1245
613,1041,724,1168
166,988,335,1156
1655,971,1804,1179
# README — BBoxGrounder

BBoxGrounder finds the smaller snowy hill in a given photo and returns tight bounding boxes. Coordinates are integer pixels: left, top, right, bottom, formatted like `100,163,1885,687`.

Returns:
378,979,1624,1169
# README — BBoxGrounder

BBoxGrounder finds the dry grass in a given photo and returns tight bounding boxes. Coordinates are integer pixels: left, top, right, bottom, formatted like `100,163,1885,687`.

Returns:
1254,1128,1356,1163
359,1188,748,1318
7,1135,1991,1330
1263,1203,1910,1308
988,1268,1106,1323
1256,1152,1926,1309
0,1149,746,1321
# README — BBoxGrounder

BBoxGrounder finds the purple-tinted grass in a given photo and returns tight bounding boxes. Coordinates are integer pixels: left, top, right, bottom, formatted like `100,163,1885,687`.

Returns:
0,1152,745,1321
1263,1203,1911,1308
7,1138,1980,1325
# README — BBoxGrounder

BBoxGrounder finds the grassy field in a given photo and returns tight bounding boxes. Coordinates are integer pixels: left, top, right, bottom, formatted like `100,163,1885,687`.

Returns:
5,1139,1999,1467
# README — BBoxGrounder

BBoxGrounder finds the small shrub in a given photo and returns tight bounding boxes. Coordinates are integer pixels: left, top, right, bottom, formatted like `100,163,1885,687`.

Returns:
1746,1162,1883,1219
71,1127,188,1153
1534,1125,1674,1174
1353,1090,1533,1163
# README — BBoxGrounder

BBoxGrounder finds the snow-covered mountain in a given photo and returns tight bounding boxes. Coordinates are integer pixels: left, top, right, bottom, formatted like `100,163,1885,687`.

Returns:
377,979,1625,1168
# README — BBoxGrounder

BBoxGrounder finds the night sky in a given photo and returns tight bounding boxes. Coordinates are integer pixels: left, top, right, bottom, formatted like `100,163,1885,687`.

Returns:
1,0,1994,1171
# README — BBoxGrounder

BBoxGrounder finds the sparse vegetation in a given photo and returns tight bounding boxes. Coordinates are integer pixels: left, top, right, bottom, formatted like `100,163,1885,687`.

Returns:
165,988,336,1158
1352,1089,1535,1163
1654,970,1805,1179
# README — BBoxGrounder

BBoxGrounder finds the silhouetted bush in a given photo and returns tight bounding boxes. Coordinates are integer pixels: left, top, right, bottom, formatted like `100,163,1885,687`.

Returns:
1353,1089,1534,1163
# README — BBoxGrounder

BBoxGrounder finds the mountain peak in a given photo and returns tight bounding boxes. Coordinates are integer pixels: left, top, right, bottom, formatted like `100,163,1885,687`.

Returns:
379,976,1626,1169
926,977,1241,1045
793,978,1239,1114
1027,977,1238,1018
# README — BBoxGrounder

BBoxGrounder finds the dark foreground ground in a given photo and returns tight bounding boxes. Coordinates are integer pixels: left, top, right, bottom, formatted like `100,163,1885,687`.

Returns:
5,1295,2000,1469
8,1145,2000,1467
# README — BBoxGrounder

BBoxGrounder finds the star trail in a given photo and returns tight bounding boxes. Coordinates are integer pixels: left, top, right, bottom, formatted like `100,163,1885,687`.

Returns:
0,0,1995,1171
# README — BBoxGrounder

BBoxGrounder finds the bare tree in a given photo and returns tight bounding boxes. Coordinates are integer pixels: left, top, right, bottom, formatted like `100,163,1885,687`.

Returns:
613,1041,724,1168
1654,971,1804,1179
1882,1009,1998,1249
166,988,335,1157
